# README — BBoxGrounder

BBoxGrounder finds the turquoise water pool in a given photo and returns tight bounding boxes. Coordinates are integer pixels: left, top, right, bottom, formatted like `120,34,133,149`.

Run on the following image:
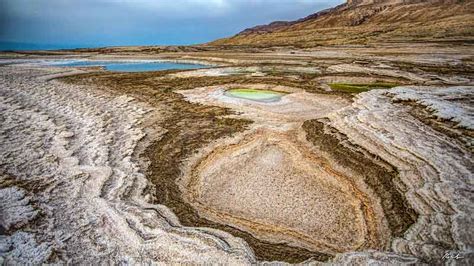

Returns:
51,60,207,72
224,88,286,103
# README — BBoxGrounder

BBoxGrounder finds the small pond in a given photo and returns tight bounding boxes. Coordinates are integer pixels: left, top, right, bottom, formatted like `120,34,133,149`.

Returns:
49,60,208,72
224,88,286,103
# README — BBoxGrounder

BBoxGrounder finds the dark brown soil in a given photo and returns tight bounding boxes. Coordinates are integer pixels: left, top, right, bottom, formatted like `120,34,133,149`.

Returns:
403,101,474,151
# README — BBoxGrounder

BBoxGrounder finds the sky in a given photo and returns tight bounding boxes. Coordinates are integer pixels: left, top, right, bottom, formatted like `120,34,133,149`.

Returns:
0,0,344,50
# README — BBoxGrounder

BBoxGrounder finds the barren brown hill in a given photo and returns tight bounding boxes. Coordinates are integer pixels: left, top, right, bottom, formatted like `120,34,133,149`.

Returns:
210,0,474,47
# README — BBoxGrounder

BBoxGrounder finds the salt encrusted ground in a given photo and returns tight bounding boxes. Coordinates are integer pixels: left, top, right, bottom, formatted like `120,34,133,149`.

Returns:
0,66,256,264
0,48,473,265
324,87,474,263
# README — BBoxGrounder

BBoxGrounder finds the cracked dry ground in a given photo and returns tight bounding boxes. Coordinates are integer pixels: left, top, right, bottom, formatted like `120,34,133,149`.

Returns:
0,59,473,264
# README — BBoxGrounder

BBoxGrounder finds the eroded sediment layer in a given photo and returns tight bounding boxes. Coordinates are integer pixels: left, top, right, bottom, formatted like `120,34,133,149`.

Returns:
321,86,474,264
0,66,256,264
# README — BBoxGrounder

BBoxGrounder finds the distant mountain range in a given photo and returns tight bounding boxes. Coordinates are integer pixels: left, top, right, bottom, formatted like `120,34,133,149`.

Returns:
210,0,474,47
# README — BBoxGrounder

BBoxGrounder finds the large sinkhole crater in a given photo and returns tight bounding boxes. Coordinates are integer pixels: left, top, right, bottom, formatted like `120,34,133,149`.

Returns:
177,85,413,261
184,132,386,255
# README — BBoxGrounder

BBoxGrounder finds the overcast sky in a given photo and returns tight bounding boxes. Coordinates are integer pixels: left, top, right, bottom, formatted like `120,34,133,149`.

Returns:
0,0,344,49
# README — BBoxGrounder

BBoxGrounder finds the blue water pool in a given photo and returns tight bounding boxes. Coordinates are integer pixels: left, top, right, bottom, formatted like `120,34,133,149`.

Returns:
50,60,208,72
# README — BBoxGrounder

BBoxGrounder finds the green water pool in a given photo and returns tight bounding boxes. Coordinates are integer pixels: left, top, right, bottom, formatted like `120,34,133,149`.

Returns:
224,88,286,102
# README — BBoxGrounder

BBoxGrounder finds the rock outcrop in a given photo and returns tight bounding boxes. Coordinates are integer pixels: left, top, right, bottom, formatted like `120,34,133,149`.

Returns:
211,0,474,47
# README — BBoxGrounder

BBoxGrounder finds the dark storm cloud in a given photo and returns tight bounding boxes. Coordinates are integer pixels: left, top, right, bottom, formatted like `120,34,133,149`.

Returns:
0,0,344,48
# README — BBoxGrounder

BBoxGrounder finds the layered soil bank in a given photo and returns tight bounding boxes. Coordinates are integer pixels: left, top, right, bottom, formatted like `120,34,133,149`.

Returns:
302,120,417,237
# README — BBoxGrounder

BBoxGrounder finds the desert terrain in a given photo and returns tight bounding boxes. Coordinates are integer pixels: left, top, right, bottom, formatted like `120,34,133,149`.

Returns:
1,0,473,265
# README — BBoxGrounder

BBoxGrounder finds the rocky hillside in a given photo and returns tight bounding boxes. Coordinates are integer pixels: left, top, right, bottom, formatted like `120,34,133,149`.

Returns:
210,0,474,47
